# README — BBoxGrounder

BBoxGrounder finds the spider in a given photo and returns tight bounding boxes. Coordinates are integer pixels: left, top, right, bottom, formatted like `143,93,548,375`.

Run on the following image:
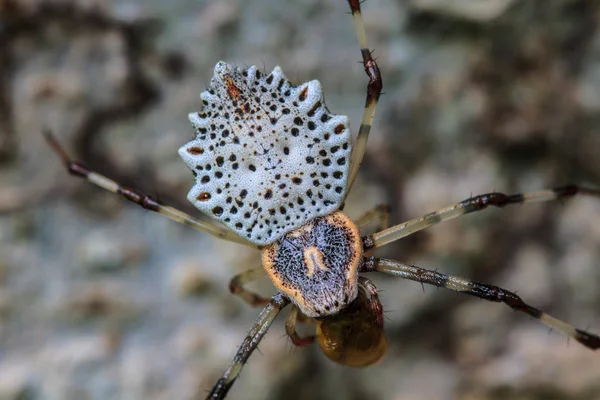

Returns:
43,1,600,399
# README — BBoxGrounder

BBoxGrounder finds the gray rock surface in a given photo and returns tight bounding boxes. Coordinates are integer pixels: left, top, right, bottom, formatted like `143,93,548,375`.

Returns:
1,0,599,399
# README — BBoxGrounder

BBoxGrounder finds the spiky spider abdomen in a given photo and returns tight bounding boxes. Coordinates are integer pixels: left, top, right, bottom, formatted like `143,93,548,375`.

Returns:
262,211,362,317
179,62,352,246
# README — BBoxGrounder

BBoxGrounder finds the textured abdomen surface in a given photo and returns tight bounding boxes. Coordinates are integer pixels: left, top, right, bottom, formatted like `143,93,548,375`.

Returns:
179,62,352,246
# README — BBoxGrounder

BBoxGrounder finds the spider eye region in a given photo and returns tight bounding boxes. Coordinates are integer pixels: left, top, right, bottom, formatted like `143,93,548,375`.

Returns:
179,61,353,246
262,211,362,317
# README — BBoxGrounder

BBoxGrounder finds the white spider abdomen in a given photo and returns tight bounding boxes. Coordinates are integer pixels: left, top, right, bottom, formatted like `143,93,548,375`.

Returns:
179,62,352,245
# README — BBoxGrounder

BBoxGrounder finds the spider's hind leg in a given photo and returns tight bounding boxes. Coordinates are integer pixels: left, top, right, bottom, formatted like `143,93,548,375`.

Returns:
344,0,383,198
363,257,600,350
229,267,270,307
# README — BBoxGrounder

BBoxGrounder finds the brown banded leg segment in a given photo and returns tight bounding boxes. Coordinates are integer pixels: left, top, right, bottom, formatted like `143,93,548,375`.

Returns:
285,306,315,347
228,268,270,307
43,130,256,248
364,186,600,251
355,204,390,232
358,276,384,328
207,293,290,400
362,257,600,350
345,0,383,198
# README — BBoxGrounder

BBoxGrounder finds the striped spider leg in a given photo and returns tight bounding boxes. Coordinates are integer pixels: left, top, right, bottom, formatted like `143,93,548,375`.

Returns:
209,276,387,400
360,186,600,350
365,185,600,249
360,258,600,350
207,293,290,400
43,130,258,248
345,0,383,197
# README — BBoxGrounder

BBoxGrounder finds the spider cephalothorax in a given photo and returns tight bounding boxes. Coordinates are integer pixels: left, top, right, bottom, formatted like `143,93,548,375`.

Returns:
44,1,600,399
262,211,362,317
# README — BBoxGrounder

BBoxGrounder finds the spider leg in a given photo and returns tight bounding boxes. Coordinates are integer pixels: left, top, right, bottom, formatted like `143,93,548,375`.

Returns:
285,306,315,347
344,0,383,198
363,185,600,250
355,204,390,231
361,257,600,350
228,267,270,307
358,276,384,328
207,293,290,400
43,130,257,248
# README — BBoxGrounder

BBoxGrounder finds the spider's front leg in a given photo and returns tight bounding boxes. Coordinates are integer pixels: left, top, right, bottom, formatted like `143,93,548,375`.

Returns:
345,0,383,197
364,185,600,250
43,130,257,247
207,293,290,400
361,257,600,350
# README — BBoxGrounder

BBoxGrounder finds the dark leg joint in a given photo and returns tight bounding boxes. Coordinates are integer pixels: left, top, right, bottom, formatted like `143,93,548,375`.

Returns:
118,187,161,212
347,0,361,14
508,299,543,320
492,288,544,320
207,378,234,400
67,160,91,178
361,50,382,105
43,130,90,178
271,292,290,308
359,256,376,272
476,193,509,208
462,192,514,212
366,57,382,88
461,184,600,214
227,279,238,295
141,195,161,212
575,329,600,350
361,280,384,328
553,184,578,197
362,235,375,251
554,184,600,198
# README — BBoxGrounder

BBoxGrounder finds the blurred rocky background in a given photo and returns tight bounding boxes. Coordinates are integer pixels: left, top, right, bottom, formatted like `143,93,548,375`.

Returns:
1,0,600,399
